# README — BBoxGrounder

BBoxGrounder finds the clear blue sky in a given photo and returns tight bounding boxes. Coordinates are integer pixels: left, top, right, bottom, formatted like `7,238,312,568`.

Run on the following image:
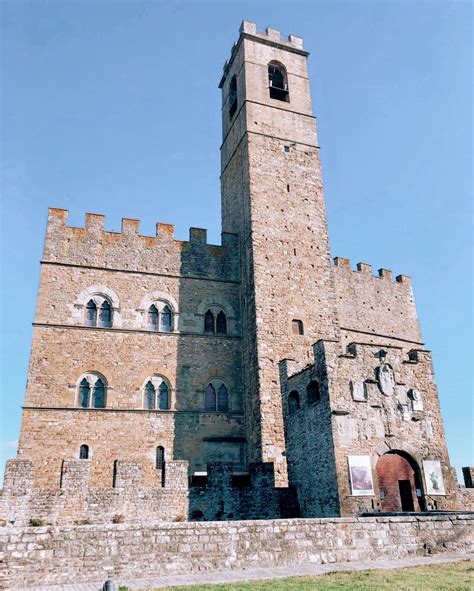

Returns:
1,1,472,482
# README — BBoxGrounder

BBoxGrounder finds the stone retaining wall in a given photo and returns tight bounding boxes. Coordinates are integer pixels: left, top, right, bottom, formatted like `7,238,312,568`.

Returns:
1,515,472,589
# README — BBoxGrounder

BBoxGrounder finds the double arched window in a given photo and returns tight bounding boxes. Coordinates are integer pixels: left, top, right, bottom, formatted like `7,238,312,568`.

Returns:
147,302,173,332
77,373,107,409
143,376,170,410
84,296,113,328
268,61,289,102
204,309,227,336
204,379,229,412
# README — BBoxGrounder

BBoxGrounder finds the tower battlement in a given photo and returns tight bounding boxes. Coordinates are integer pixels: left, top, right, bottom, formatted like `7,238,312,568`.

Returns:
220,20,306,87
333,256,412,285
44,208,240,281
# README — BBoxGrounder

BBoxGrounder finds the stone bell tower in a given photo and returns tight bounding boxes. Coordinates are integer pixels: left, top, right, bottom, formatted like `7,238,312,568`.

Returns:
219,21,339,484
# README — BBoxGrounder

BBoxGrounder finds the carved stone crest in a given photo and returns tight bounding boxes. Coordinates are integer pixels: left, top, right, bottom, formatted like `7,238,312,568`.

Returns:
409,388,423,411
377,363,395,396
350,381,367,402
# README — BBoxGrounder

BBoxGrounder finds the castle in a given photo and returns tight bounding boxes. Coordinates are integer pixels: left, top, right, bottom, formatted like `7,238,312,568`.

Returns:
2,20,471,526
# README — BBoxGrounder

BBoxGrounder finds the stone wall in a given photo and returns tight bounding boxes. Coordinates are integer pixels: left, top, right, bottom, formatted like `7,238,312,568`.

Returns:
1,515,473,589
220,22,339,487
333,258,422,349
0,459,189,527
280,339,458,517
1,459,299,526
189,461,299,521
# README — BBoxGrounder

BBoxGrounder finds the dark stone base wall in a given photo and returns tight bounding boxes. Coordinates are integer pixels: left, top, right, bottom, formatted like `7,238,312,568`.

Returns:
1,515,472,589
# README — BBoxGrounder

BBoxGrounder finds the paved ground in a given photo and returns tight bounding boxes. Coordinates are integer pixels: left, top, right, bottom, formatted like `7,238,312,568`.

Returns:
7,552,473,591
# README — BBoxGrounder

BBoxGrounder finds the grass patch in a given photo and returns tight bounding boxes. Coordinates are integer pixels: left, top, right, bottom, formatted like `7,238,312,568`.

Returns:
153,560,473,590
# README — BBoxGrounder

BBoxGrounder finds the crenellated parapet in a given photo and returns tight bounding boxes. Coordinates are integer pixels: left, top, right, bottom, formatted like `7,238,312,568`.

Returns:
333,256,411,285
0,458,189,526
332,256,421,346
43,208,240,281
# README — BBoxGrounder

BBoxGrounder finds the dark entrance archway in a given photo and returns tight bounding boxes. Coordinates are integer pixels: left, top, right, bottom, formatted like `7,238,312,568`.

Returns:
376,450,424,512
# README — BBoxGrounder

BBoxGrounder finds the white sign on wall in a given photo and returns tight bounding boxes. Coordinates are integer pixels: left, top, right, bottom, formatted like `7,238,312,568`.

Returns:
348,455,374,496
422,460,446,495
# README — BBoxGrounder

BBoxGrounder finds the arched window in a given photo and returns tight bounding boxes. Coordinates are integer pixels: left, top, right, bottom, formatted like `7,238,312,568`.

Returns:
160,305,172,332
204,379,229,412
144,381,156,410
78,378,90,408
216,311,227,336
288,390,300,414
92,378,105,408
147,302,173,332
229,75,238,118
84,296,113,328
307,380,320,404
268,62,289,102
156,446,165,469
98,300,112,328
204,383,216,411
85,300,97,327
143,376,170,410
292,319,304,335
204,310,215,334
217,383,229,412
158,382,169,410
147,305,159,331
79,444,89,459
77,373,107,409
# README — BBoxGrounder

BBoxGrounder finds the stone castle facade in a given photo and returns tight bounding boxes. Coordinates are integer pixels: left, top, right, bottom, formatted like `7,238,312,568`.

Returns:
2,21,471,526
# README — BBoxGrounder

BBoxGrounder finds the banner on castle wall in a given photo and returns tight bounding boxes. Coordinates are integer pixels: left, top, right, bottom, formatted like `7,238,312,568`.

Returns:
348,455,374,496
422,460,446,495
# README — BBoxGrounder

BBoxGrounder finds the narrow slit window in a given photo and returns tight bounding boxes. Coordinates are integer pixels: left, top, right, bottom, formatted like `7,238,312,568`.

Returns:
85,300,97,327
160,305,172,332
158,382,169,410
217,383,229,412
288,390,300,414
98,300,112,328
292,319,304,335
229,75,238,118
156,445,165,470
79,444,89,459
204,310,215,334
147,305,159,331
79,378,90,408
92,378,105,408
307,380,320,404
145,381,156,410
216,311,227,335
204,383,216,411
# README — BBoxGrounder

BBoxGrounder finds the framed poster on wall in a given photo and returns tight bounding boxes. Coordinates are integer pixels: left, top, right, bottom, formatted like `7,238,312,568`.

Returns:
348,455,374,496
422,460,446,495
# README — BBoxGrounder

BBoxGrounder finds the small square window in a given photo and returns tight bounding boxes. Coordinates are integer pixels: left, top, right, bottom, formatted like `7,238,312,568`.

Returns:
283,146,290,153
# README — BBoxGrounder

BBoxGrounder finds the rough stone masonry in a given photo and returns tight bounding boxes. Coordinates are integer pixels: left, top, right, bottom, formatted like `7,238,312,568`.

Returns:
1,20,473,532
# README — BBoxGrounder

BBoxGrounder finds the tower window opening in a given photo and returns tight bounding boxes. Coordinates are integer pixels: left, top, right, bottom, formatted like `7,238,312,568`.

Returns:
307,380,321,404
288,390,300,414
156,446,165,470
283,146,290,153
292,319,304,335
287,184,290,192
79,444,89,460
268,62,289,102
229,75,238,118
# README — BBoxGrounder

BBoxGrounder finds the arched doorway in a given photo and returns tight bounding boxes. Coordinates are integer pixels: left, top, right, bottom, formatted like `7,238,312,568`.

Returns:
376,451,424,512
